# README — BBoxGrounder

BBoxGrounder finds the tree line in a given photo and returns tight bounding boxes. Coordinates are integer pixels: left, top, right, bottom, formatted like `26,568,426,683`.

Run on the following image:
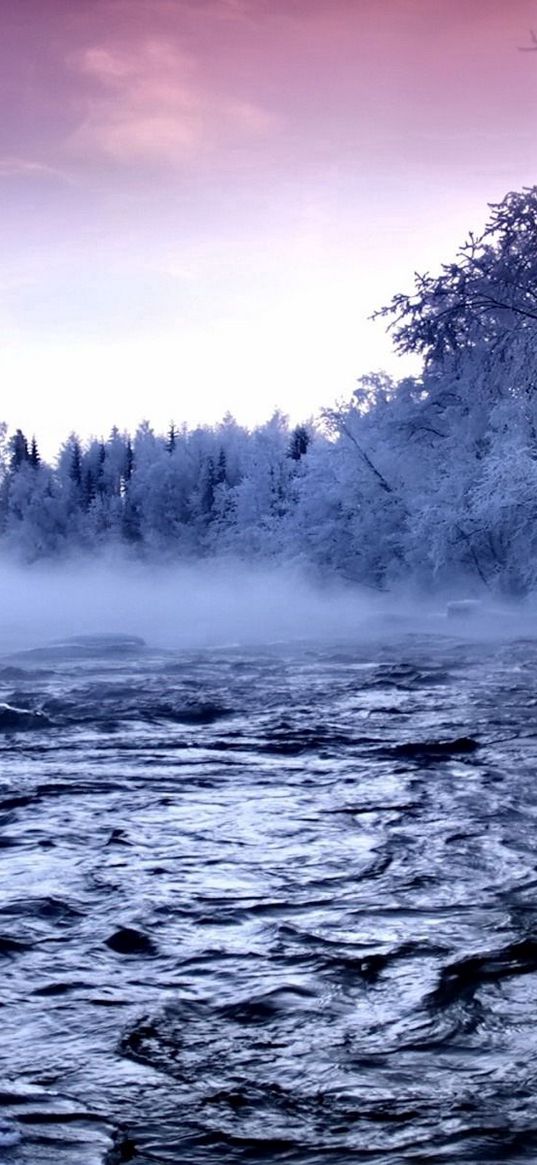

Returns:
3,186,537,595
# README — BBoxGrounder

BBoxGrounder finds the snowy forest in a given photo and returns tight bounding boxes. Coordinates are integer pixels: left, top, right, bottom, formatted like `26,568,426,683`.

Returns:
3,187,537,596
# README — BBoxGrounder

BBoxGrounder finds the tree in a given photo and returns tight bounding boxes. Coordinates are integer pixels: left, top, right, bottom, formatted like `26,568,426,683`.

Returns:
374,187,537,368
216,448,227,484
29,437,40,468
363,188,537,592
166,423,177,454
9,429,29,471
124,439,134,484
69,438,82,487
288,425,310,461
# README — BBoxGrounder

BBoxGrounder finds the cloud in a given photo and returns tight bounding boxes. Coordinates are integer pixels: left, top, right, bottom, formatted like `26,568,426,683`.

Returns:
66,35,277,166
80,115,200,163
79,45,137,83
0,156,69,181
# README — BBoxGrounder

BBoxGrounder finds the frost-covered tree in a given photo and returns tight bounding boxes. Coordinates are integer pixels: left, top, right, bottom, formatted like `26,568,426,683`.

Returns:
367,186,537,592
9,429,29,471
375,188,537,367
1,187,537,591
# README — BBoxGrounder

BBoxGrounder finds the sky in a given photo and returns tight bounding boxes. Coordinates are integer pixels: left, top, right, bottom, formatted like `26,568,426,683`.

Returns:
1,0,537,456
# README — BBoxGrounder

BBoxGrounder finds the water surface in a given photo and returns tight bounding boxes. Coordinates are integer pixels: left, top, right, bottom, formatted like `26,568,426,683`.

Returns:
1,632,536,1163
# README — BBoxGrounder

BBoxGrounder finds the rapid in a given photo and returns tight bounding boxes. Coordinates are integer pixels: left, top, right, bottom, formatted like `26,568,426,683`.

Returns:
1,624,537,1163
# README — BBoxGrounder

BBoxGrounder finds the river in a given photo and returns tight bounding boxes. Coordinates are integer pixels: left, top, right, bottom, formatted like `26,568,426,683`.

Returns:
1,629,536,1163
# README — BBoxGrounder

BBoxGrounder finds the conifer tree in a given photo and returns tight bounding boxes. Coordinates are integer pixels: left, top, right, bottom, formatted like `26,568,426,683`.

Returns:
288,425,310,461
69,440,82,488
9,429,29,471
29,437,40,468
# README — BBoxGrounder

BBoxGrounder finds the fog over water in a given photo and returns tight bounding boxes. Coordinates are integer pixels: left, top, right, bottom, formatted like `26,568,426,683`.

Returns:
0,559,533,656
0,561,402,653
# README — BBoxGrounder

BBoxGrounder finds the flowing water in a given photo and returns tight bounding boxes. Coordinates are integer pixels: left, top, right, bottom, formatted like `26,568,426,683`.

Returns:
1,629,537,1163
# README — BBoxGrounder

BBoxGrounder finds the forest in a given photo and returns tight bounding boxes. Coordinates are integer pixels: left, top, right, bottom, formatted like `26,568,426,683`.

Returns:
3,187,537,596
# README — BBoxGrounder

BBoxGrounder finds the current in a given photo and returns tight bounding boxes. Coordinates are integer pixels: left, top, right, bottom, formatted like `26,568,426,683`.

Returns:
1,627,537,1163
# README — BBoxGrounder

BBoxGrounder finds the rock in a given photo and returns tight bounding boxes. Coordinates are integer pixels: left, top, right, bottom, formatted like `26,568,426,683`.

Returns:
391,736,479,758
446,600,483,619
14,633,147,662
61,634,146,650
105,927,156,956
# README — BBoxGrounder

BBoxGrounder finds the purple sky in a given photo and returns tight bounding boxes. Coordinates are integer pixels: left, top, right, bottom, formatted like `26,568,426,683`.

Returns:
1,0,536,453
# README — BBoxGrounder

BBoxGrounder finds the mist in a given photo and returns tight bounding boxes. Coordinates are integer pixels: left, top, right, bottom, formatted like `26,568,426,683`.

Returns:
0,558,533,659
0,560,391,656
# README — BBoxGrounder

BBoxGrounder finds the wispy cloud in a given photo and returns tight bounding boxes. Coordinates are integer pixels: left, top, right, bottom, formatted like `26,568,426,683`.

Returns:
0,156,70,181
66,35,277,166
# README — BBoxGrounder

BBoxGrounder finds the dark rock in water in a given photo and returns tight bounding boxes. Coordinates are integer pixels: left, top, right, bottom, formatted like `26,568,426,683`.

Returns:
446,599,483,619
105,828,131,847
105,927,157,956
390,736,479,758
151,701,230,725
109,1132,137,1162
15,633,147,662
0,703,51,732
61,633,146,651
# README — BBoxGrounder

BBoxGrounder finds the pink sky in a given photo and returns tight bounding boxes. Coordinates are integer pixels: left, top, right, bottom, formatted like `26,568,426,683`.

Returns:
1,0,536,453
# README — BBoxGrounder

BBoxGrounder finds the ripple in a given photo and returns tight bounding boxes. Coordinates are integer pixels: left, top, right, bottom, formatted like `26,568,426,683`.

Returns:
2,637,537,1161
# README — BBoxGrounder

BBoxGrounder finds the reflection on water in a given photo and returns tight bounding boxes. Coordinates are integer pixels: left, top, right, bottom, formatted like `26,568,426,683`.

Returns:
1,633,537,1162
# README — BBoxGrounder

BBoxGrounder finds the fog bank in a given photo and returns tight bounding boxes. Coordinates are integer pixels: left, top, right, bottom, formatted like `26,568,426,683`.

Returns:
0,561,389,655
0,560,533,656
